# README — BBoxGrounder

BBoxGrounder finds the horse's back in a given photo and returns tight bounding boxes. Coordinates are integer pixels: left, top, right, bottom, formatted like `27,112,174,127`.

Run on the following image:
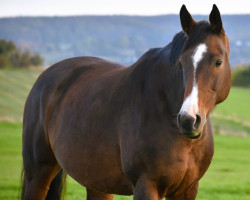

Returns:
24,56,123,122
32,56,124,94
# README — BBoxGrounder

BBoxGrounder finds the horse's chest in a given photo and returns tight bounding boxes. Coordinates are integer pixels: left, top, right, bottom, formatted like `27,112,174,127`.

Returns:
159,157,199,195
158,148,213,197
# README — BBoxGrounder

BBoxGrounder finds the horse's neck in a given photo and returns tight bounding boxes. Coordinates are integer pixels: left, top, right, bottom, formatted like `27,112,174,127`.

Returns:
126,48,184,119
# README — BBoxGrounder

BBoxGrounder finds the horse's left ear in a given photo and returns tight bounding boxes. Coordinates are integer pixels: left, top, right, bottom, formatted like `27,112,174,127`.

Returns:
209,4,223,33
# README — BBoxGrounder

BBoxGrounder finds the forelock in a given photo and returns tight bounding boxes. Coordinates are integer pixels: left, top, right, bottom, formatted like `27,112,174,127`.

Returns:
182,21,220,52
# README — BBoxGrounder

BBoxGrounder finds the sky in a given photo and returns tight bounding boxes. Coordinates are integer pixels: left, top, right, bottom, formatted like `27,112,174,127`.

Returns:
0,0,250,17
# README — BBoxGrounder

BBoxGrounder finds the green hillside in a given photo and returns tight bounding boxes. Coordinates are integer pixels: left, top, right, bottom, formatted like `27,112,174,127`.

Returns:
0,69,41,122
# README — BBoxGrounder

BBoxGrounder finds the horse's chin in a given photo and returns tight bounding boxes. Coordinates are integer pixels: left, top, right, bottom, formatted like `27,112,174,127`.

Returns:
182,131,202,139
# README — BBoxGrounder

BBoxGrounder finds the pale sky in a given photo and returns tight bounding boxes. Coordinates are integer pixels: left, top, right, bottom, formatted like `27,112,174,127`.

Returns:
0,0,250,17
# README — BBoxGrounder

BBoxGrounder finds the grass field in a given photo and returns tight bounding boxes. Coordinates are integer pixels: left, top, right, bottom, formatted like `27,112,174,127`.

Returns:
0,69,250,199
213,87,250,121
0,123,250,200
210,87,250,137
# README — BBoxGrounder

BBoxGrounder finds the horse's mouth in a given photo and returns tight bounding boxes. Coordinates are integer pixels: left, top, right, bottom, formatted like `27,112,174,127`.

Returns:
178,126,203,139
182,131,202,139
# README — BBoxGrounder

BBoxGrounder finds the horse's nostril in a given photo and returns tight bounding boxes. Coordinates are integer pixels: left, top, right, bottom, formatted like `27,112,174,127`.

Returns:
194,114,201,129
177,114,181,124
177,112,195,132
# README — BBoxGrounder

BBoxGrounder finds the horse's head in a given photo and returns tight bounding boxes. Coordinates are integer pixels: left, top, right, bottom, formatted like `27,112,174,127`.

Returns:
177,5,231,139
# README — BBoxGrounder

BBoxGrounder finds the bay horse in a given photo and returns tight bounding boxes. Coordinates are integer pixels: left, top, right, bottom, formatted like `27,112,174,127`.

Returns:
21,5,231,200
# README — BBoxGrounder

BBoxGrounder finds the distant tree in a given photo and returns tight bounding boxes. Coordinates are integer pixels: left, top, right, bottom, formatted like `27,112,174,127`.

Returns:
19,51,31,68
232,65,250,88
0,39,16,55
9,50,21,67
0,55,11,68
0,39,43,68
30,53,43,66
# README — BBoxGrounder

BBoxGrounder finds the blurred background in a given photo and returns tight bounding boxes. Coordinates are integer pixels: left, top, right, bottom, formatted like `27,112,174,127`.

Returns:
0,0,249,200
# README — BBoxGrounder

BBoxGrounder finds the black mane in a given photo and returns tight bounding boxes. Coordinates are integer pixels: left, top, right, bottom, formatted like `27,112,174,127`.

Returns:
183,21,222,51
169,31,187,64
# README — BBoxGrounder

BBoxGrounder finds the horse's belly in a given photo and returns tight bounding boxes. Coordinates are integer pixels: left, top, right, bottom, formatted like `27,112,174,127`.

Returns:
69,162,133,195
71,165,133,195
52,132,133,195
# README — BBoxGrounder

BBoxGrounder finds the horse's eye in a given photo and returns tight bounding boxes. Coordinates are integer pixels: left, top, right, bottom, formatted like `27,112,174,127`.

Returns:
215,59,222,67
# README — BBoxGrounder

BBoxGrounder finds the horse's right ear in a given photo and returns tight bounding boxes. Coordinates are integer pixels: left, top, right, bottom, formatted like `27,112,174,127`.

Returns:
209,4,223,33
180,5,197,35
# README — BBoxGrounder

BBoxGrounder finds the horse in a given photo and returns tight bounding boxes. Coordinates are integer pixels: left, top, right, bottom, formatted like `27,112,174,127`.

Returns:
21,4,231,200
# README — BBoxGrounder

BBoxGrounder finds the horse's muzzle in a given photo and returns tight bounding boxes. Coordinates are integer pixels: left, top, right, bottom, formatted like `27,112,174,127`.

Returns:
177,111,202,139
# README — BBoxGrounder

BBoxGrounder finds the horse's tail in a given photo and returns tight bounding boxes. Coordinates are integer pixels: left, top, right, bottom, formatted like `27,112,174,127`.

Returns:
20,168,67,200
20,167,25,200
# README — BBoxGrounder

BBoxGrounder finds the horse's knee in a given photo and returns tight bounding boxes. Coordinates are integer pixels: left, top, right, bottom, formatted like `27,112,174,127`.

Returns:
133,177,160,200
86,189,114,200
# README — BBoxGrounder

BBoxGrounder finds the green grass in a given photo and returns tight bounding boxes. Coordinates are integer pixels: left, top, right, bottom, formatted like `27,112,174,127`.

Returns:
211,87,250,136
213,87,250,122
0,123,250,200
0,123,22,200
197,135,250,200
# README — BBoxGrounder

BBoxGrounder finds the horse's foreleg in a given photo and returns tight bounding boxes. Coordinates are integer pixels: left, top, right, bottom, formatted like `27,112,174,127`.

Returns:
133,177,160,200
86,188,114,200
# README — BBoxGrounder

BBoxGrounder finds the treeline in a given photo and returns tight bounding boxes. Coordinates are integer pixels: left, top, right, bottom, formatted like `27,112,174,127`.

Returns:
232,65,250,88
0,39,43,68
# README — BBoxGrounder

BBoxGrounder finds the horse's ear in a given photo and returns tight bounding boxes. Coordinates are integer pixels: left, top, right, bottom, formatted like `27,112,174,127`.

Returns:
180,5,197,35
209,4,223,33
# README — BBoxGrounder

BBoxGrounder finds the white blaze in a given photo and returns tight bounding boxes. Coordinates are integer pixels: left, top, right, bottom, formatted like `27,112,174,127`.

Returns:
180,44,207,118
